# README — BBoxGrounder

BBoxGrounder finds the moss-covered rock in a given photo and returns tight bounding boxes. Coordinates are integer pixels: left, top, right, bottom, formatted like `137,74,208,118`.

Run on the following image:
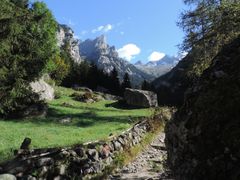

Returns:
165,37,240,180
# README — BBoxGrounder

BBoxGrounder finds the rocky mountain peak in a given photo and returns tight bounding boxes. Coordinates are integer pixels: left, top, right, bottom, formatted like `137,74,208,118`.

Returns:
134,60,143,66
79,35,154,86
57,24,82,63
94,35,107,48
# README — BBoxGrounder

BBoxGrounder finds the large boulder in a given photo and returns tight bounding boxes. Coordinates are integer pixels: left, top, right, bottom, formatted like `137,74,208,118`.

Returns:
30,79,54,101
0,174,16,180
165,37,240,180
124,88,158,108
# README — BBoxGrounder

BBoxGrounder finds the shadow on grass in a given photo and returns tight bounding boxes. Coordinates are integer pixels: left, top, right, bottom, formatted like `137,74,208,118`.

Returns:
105,100,147,110
1,104,145,128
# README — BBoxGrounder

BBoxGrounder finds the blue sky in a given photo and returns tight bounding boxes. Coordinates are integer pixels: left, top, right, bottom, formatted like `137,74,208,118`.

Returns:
39,0,186,63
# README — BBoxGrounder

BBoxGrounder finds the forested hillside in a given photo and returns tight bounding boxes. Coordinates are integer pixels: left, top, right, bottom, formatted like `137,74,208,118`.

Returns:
153,0,240,106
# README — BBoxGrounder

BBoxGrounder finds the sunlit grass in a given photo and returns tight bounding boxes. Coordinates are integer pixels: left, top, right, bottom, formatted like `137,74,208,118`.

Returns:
0,86,153,162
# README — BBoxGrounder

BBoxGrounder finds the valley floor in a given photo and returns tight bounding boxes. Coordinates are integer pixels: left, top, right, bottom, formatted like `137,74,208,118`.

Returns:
0,87,153,162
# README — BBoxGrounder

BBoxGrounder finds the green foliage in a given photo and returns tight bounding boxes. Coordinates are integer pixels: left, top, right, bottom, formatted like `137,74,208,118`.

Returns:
10,0,28,8
48,55,70,85
141,80,153,91
121,73,132,93
61,59,123,96
109,67,121,95
0,0,58,117
179,0,240,78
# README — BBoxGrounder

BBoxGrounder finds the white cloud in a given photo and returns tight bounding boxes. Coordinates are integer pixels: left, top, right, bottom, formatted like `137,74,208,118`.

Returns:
117,44,141,61
148,51,166,62
92,24,113,33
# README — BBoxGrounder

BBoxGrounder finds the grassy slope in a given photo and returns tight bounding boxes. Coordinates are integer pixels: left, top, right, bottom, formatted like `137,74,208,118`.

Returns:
0,87,153,161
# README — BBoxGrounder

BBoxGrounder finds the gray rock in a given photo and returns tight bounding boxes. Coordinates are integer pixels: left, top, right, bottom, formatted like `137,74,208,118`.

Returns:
124,88,158,108
39,166,49,178
0,174,16,180
36,158,54,167
112,141,123,151
30,78,54,101
86,149,99,162
59,164,66,175
21,104,47,118
73,86,93,93
57,24,82,63
59,117,72,124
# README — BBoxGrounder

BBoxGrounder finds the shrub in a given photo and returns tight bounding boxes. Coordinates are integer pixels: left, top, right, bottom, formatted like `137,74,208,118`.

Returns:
71,92,95,103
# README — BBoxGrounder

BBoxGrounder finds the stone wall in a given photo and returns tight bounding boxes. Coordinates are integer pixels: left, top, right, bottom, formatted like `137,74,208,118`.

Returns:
0,120,151,179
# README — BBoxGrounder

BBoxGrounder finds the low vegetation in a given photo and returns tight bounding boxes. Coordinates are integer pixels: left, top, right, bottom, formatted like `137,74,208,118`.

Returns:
91,107,174,179
0,87,153,162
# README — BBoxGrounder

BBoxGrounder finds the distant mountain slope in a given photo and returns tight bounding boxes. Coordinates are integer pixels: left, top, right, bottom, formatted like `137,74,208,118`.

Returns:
134,56,179,79
146,55,179,66
152,53,196,106
79,35,154,86
135,64,172,78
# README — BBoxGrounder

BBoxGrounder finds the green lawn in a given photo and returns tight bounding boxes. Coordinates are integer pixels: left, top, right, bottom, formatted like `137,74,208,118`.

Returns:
0,87,153,162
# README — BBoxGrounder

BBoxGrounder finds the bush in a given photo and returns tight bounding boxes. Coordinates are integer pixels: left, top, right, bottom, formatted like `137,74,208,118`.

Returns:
71,92,95,103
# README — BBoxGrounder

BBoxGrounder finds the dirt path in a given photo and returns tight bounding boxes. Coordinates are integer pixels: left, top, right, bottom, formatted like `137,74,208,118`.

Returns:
109,132,174,180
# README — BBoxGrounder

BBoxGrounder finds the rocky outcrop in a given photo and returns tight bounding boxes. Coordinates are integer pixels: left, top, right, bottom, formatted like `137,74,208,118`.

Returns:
30,78,54,101
57,24,82,63
0,120,151,179
79,35,154,86
165,37,240,180
124,88,158,108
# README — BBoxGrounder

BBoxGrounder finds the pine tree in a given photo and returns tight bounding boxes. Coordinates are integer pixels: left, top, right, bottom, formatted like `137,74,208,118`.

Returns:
0,0,58,117
141,80,152,91
121,73,131,93
179,0,240,77
109,67,121,95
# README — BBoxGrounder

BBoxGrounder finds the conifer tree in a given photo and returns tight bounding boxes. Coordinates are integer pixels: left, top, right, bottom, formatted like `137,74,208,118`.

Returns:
121,73,131,93
0,0,58,117
109,67,121,95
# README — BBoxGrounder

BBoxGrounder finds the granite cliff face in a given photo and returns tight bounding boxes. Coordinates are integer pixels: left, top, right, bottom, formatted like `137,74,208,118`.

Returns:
57,24,82,63
79,35,154,86
165,37,240,180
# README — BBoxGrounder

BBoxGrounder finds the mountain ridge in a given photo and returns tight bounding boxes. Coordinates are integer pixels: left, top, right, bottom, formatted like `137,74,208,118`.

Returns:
79,35,155,86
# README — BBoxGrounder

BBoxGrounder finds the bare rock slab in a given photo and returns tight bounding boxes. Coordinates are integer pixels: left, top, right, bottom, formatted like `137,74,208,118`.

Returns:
124,88,158,108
